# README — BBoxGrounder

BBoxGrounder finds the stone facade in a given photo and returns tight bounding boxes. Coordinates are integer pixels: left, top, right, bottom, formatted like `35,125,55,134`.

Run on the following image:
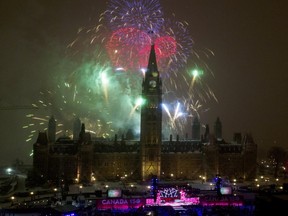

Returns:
33,125,257,183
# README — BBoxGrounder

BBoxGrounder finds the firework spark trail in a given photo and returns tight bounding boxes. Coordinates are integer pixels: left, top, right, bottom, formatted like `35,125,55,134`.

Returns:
105,0,164,32
24,86,108,142
155,15,194,74
24,58,143,144
162,102,185,135
129,97,143,119
69,61,142,134
106,27,152,70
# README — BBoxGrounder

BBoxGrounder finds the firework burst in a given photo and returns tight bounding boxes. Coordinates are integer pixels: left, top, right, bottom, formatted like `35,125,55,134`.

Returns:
25,0,218,147
105,0,164,32
24,59,144,145
105,27,152,71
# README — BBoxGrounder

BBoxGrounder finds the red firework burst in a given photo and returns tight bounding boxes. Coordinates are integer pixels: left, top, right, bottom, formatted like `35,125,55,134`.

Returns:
106,27,178,72
106,27,151,70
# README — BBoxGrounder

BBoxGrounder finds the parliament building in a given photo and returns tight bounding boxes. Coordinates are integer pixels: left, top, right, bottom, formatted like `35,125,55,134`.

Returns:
33,45,257,184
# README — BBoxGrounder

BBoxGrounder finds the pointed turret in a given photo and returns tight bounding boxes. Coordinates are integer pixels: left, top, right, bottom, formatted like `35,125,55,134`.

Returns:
142,44,161,94
203,124,210,142
48,116,56,142
214,117,222,140
79,123,85,142
36,132,48,145
73,117,81,140
147,44,158,74
192,116,201,140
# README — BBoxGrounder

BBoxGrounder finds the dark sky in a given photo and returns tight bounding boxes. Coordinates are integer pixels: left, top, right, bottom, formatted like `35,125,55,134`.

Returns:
0,0,287,165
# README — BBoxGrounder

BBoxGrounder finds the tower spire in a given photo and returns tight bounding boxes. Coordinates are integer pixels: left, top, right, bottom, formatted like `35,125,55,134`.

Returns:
140,44,162,181
147,44,158,75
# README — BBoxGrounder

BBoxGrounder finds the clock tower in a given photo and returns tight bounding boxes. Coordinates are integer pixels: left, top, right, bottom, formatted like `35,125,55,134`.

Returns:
140,44,162,181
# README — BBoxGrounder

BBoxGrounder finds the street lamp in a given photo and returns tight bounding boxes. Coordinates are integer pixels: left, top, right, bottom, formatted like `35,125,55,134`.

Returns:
11,196,15,206
30,191,34,201
6,168,13,175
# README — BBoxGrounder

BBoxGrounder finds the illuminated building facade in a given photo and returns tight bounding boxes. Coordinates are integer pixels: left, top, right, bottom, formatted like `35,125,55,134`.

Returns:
140,44,162,181
33,45,257,184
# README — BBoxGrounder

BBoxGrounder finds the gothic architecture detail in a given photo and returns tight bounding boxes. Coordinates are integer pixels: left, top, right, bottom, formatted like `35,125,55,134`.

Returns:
191,116,200,140
48,115,56,143
33,117,257,184
33,45,257,184
214,117,222,140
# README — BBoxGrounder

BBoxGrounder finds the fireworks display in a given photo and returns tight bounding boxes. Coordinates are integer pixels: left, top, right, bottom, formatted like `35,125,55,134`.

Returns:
23,0,217,146
105,27,152,70
105,0,164,33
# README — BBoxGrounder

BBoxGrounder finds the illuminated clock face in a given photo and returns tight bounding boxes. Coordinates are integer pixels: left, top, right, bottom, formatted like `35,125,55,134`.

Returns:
149,80,157,88
152,71,158,77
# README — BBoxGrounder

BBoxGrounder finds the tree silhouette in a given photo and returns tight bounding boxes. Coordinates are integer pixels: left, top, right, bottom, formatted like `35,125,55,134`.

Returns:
267,146,288,178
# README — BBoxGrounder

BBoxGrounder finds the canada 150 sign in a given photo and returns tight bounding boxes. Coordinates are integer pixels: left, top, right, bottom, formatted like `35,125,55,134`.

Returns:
96,198,145,209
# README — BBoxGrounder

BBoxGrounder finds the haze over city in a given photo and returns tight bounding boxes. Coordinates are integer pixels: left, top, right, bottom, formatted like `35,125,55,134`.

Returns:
0,0,287,165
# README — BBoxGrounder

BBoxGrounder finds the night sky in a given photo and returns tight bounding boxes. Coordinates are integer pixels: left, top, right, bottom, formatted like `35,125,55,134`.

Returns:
0,0,287,166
